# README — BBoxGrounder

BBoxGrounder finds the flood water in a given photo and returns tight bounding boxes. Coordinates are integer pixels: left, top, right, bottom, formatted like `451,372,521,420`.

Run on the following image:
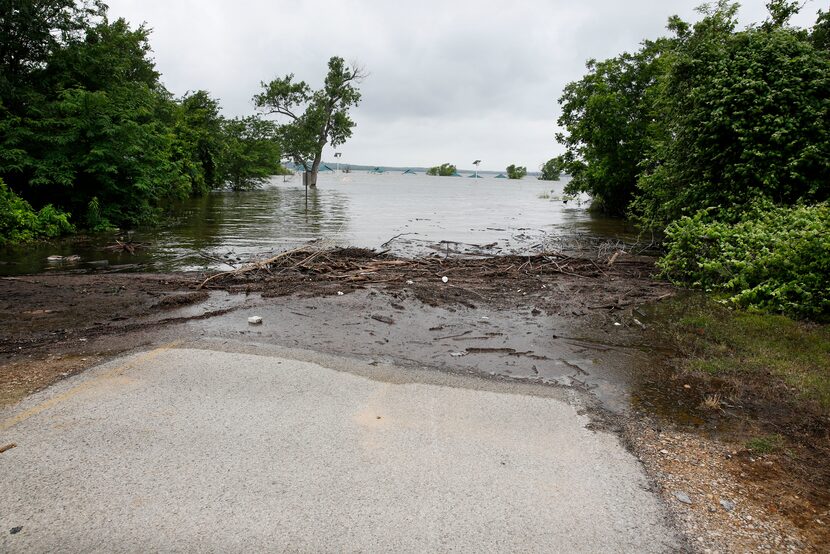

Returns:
0,172,636,275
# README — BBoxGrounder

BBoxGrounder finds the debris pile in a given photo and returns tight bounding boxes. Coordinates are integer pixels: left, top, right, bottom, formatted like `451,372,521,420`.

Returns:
195,245,665,309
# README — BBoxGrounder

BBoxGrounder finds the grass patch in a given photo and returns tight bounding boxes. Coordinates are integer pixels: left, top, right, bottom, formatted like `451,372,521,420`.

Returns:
650,295,830,413
746,434,785,454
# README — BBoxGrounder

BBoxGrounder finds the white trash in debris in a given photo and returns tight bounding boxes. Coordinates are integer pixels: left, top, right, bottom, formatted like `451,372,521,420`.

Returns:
441,276,449,283
406,280,414,285
337,291,344,296
248,316,263,325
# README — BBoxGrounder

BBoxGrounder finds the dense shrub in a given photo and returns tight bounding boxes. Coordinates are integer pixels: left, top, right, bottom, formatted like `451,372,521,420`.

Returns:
658,203,830,319
554,3,830,223
0,3,280,234
0,180,74,245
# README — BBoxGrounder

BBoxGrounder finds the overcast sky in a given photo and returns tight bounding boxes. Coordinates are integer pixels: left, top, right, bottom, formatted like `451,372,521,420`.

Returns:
107,0,822,171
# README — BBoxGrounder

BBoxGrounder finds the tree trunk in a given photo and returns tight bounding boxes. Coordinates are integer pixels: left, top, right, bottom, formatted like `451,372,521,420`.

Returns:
308,151,323,188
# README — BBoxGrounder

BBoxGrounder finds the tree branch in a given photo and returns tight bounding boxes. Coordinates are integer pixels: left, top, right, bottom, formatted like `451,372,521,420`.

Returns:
262,106,299,121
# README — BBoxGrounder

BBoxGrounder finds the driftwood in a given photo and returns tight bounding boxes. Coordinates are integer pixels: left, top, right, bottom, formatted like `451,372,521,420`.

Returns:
195,245,657,293
198,245,313,289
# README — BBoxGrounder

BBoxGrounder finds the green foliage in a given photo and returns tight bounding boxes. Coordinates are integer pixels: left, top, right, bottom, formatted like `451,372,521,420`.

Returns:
85,196,112,231
254,57,364,185
555,39,669,215
813,9,830,51
746,435,785,454
658,203,830,319
554,3,829,223
538,158,562,181
172,90,224,196
506,164,527,180
0,1,279,241
0,0,106,105
218,116,282,191
0,7,185,229
635,2,830,226
552,3,830,319
0,0,295,243
426,163,456,176
0,179,73,244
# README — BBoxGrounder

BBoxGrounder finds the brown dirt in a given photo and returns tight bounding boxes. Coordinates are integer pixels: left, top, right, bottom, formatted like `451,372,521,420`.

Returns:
1,247,827,551
0,274,193,344
0,273,202,405
630,371,830,551
1,248,667,409
626,418,816,553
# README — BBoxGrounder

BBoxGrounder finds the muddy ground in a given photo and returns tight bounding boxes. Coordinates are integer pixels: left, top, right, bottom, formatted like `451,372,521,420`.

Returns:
0,248,827,552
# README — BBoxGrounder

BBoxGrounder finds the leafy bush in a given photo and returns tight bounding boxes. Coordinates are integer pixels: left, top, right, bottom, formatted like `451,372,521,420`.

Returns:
506,164,527,180
538,158,562,181
634,6,830,226
658,203,830,319
0,180,74,245
426,163,456,176
553,3,830,223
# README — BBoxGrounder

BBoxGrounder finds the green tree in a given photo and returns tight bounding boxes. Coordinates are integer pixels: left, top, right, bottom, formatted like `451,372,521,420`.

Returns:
0,1,286,242
506,164,527,180
0,15,191,227
0,0,106,106
538,158,562,181
172,90,225,196
254,56,365,187
813,9,830,51
218,116,281,191
634,1,830,225
426,163,456,176
554,38,670,215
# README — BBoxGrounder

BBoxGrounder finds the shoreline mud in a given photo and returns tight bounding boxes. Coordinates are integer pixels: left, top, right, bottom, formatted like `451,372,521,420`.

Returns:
1,247,826,551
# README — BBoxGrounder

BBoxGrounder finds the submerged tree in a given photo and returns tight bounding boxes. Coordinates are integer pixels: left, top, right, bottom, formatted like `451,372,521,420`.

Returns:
173,90,225,196
506,164,527,180
426,163,457,176
254,56,365,187
538,158,562,181
219,116,282,192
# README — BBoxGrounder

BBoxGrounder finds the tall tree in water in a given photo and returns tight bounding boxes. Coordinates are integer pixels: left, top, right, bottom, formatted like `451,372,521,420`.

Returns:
254,56,365,187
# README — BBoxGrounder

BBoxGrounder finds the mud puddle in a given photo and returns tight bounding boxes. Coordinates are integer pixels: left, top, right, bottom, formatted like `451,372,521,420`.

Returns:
185,288,669,413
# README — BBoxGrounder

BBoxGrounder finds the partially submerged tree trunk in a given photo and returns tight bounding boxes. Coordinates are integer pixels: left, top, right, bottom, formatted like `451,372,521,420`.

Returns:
254,57,365,189
308,153,322,187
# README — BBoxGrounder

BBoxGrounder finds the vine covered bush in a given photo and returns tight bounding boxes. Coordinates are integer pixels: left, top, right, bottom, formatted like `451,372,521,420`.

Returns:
658,203,830,319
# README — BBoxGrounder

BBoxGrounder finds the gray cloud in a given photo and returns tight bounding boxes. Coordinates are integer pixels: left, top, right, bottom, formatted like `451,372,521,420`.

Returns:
108,0,824,170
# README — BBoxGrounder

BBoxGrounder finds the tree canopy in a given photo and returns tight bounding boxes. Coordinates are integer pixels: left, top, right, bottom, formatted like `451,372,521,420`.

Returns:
553,1,830,224
254,57,365,187
552,0,830,317
0,0,283,239
426,163,457,176
538,159,562,181
220,117,282,191
506,164,527,180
